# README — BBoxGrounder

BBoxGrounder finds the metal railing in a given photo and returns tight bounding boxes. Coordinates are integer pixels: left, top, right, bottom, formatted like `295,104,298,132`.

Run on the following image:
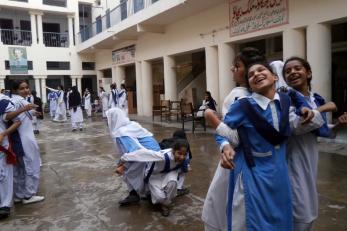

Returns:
78,0,160,43
43,32,69,47
0,29,32,46
43,0,66,7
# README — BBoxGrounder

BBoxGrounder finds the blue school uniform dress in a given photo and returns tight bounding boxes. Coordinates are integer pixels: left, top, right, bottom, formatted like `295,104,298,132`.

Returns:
223,92,292,231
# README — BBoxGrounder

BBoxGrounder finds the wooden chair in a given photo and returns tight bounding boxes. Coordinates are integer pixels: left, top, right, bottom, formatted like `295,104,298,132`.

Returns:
152,105,161,121
169,100,182,122
160,100,171,122
181,102,206,133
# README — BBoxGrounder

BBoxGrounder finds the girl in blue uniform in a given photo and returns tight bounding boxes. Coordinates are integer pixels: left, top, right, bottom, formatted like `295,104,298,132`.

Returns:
222,61,319,231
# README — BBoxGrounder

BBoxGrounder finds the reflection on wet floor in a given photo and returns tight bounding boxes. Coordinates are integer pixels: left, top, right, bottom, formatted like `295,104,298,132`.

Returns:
1,117,346,230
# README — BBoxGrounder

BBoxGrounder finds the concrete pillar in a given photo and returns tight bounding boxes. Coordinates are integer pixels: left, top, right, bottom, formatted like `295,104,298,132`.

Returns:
68,15,74,47
96,70,104,91
141,60,153,116
34,78,41,97
0,76,6,90
41,77,47,103
71,76,77,86
205,46,220,107
29,12,38,44
163,55,177,101
218,43,236,108
111,66,117,85
36,12,44,45
115,65,126,87
283,28,306,60
135,61,143,115
76,76,82,94
307,23,331,102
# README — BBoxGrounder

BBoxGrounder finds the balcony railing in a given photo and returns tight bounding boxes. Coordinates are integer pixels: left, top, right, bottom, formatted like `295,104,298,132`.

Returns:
0,29,32,46
43,0,66,7
43,32,69,47
78,0,160,43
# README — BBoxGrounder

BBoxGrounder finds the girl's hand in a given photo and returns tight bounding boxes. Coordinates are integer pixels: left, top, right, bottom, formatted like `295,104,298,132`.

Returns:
24,104,38,111
300,107,314,124
0,132,6,144
220,144,235,169
337,112,347,126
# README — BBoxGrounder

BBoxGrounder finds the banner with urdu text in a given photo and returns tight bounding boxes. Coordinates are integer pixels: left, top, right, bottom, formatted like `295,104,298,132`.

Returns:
229,0,288,37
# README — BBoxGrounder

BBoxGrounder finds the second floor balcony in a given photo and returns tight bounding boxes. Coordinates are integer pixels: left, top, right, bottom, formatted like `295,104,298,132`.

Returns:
43,32,69,47
0,29,32,46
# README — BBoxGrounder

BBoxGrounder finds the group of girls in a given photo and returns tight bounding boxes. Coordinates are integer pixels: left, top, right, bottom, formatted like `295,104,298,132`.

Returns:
0,80,45,220
106,108,191,217
107,83,128,116
202,47,347,231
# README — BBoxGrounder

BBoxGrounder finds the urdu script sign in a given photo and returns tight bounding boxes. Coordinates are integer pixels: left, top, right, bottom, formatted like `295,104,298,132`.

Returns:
229,0,288,37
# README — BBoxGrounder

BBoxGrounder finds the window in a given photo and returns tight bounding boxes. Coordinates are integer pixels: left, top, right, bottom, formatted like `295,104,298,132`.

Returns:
46,61,70,70
82,62,95,70
96,16,102,34
106,9,110,28
42,0,66,7
5,60,33,70
133,0,144,13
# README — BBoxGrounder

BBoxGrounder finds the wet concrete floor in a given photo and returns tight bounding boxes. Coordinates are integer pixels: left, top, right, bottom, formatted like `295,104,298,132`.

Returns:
1,116,347,231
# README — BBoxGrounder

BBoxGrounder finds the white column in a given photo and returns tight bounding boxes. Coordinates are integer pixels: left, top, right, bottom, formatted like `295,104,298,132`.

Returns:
36,12,44,46
77,76,82,94
41,77,47,103
34,78,41,98
283,28,306,60
67,15,74,47
218,43,236,107
29,12,38,45
135,61,143,115
205,46,220,106
115,65,126,87
71,76,77,86
307,23,331,102
111,66,117,84
96,70,104,91
141,60,153,116
163,55,177,101
0,76,5,90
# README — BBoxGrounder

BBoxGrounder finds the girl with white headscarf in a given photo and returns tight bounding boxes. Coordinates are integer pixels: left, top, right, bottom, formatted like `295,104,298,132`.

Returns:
106,108,161,205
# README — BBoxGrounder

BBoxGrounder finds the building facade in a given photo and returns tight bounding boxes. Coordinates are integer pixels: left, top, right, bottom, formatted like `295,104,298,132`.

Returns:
1,0,346,118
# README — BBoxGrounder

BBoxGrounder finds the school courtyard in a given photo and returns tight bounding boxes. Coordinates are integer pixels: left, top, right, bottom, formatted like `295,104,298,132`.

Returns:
1,116,347,231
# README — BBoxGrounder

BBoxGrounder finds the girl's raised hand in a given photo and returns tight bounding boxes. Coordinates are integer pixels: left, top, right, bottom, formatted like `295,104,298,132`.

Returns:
220,144,236,169
300,107,314,124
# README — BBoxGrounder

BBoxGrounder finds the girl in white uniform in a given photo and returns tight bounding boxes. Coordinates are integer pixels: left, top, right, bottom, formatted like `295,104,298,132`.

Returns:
0,94,25,219
120,139,189,217
83,89,92,117
99,87,108,118
47,85,67,122
11,80,44,204
118,84,128,116
68,86,84,131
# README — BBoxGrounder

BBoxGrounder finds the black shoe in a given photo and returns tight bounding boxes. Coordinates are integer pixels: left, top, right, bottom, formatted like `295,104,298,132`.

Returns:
177,186,190,197
160,205,170,217
119,193,140,206
79,128,83,131
72,129,77,132
0,207,10,220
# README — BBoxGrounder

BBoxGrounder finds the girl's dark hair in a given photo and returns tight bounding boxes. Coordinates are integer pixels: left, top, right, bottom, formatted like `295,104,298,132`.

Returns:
11,80,28,92
235,47,266,67
59,85,64,91
283,56,312,91
245,61,274,89
173,130,187,140
100,87,105,92
121,84,127,91
172,139,189,152
205,91,212,99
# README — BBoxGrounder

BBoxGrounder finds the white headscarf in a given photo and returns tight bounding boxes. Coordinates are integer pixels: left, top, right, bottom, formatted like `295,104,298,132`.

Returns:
270,60,287,90
106,108,153,139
